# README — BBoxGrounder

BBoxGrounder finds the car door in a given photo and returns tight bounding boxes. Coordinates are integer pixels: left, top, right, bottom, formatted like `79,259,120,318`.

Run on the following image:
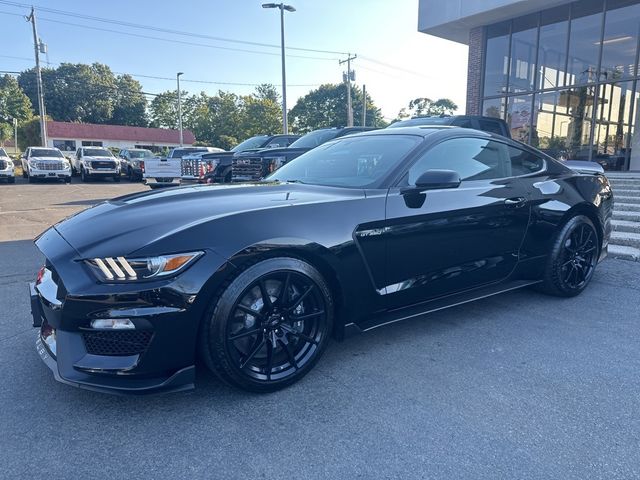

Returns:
383,136,531,309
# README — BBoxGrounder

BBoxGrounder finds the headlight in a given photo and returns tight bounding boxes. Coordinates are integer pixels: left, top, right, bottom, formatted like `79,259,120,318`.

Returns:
62,161,70,169
4,162,12,170
267,156,287,173
86,251,203,282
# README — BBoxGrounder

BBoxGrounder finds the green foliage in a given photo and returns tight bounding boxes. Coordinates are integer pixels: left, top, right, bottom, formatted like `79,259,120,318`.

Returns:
18,63,147,126
149,86,282,148
18,117,44,150
0,122,12,146
289,83,384,133
0,75,33,127
396,97,458,120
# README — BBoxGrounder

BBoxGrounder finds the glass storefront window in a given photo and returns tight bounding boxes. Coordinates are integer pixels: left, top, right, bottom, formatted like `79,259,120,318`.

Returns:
600,0,640,81
567,0,604,86
481,97,506,119
507,95,533,143
484,22,511,97
537,6,570,89
509,14,538,93
532,92,564,154
556,86,597,159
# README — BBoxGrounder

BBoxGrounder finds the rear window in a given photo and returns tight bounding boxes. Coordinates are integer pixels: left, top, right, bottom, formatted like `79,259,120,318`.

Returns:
388,117,452,128
170,148,208,158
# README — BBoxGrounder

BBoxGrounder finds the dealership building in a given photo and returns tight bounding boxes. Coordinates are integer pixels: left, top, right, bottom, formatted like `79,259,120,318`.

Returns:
45,121,195,153
419,0,640,170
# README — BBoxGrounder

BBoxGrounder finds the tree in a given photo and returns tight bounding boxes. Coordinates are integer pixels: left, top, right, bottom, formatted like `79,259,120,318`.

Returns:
18,63,147,126
148,90,183,129
289,83,384,133
111,75,148,126
0,122,12,146
0,75,33,124
17,117,45,150
396,97,458,120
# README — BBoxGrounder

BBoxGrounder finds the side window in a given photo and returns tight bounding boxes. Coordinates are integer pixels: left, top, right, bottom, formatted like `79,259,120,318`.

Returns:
407,137,511,184
267,138,288,148
508,146,544,175
478,119,504,136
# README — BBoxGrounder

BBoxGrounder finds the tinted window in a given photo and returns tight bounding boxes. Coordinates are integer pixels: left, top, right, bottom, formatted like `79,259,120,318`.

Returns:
83,148,113,157
268,135,422,188
408,138,510,184
266,137,290,148
31,148,63,158
129,150,153,158
388,117,451,128
451,118,473,128
508,146,545,175
170,148,208,158
478,119,505,135
289,129,339,148
231,135,270,152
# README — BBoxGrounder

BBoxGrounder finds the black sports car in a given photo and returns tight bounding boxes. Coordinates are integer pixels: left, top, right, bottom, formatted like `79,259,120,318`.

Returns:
29,127,613,394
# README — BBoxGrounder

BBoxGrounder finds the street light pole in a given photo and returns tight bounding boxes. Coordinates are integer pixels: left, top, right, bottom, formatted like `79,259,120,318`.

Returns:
176,72,184,147
262,3,296,135
26,7,47,147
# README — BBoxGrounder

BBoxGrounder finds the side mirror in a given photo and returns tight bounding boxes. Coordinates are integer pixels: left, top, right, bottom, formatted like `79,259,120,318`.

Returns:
410,169,461,191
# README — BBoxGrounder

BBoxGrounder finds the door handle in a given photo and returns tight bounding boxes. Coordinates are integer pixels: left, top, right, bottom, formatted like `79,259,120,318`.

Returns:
504,197,526,208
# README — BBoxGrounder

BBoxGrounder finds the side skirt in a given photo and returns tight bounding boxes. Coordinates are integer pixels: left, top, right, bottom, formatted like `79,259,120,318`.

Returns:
344,279,542,336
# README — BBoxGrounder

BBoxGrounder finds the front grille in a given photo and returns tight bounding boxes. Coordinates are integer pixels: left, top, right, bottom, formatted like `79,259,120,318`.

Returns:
35,161,64,170
232,157,263,181
82,330,153,356
182,158,219,178
0,160,7,170
91,160,116,169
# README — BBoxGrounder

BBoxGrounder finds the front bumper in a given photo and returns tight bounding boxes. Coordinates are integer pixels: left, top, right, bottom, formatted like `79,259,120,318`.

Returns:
0,170,15,178
29,227,232,395
144,177,181,187
29,168,71,179
84,168,120,177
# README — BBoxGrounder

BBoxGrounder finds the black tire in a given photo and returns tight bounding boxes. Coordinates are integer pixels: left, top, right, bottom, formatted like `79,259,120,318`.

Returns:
80,167,89,182
127,167,134,182
538,215,599,297
199,257,334,392
64,177,71,184
28,174,35,183
8,177,15,184
22,169,27,179
113,174,121,183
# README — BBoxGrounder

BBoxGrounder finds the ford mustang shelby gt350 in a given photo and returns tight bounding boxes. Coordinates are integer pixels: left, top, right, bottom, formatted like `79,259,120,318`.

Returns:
29,127,613,394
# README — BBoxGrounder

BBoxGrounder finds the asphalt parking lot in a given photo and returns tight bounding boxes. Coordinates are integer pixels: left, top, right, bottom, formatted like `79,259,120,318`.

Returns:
1,179,639,479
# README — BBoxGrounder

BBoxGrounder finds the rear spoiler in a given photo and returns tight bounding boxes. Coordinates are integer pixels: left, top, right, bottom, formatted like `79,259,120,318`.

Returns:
563,160,604,175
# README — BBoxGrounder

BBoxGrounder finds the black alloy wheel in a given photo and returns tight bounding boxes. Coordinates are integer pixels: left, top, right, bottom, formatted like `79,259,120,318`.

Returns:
539,215,599,297
200,257,333,392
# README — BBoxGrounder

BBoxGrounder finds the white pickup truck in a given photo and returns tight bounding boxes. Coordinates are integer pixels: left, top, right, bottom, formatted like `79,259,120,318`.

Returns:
21,147,72,183
143,147,219,188
72,147,121,182
0,147,15,184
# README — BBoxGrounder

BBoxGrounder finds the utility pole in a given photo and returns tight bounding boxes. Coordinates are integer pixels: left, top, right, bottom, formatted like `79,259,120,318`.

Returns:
262,3,296,134
13,118,18,155
176,72,184,146
26,7,47,147
339,54,357,127
362,84,367,127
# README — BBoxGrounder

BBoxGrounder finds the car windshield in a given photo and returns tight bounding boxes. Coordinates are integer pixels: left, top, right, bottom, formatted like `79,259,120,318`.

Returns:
170,148,208,158
231,135,270,152
388,117,451,128
267,134,422,188
129,150,153,158
84,148,113,157
31,148,63,158
0,148,7,157
289,129,339,149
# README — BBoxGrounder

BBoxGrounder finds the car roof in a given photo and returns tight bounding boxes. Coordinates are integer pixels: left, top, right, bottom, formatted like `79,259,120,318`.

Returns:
347,126,458,138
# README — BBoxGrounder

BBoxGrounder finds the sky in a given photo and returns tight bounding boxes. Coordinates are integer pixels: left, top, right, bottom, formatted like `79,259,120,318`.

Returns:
0,0,469,122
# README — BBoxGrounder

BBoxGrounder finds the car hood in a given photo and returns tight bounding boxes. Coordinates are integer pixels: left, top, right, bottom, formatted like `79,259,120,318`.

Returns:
53,182,363,258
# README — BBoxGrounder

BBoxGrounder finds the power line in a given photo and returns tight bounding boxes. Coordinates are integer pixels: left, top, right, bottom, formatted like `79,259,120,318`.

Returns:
0,0,348,55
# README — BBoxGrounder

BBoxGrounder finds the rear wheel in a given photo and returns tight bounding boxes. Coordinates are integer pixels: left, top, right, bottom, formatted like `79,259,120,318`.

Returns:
199,257,333,392
538,215,599,297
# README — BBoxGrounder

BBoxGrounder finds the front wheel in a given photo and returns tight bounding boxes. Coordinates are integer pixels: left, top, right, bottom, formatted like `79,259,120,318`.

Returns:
199,257,334,392
113,174,121,183
538,215,599,297
8,177,15,184
80,167,89,182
